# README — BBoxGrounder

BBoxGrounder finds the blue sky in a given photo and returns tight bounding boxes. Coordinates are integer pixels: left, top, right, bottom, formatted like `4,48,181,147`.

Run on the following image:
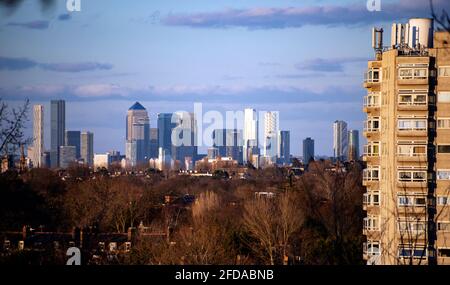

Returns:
0,0,446,155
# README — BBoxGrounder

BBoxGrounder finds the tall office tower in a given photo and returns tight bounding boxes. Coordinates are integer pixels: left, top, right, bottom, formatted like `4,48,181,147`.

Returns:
81,131,94,166
32,105,44,167
277,131,290,165
303,137,315,166
363,18,450,265
263,111,280,162
65,130,81,159
333,120,348,162
158,113,177,156
348,130,360,161
50,100,65,168
149,128,158,159
243,108,259,163
212,129,243,163
125,140,137,167
126,102,150,164
171,112,198,167
59,146,76,169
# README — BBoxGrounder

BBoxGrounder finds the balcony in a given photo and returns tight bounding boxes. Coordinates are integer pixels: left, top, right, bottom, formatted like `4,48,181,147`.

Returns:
397,66,429,86
364,119,380,138
397,153,427,163
364,69,381,88
364,93,381,113
363,168,380,186
397,119,428,137
397,129,428,138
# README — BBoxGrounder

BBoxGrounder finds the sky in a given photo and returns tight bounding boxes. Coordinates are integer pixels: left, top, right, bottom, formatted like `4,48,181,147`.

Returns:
0,0,447,156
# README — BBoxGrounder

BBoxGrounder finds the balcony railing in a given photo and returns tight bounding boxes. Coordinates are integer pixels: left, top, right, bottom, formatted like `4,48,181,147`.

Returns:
364,69,381,84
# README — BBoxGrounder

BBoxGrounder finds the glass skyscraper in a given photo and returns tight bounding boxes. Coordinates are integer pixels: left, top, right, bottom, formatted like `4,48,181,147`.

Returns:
126,102,150,165
333,120,348,162
347,129,359,161
50,100,65,168
65,130,81,159
303,137,315,166
81,131,94,166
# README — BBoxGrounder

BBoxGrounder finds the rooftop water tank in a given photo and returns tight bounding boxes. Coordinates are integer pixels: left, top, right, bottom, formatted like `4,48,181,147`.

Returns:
408,18,434,48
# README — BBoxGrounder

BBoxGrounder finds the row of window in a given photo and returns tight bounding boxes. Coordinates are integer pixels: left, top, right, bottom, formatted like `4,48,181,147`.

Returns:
364,241,450,259
364,142,428,157
364,66,450,86
363,167,427,182
363,193,450,207
363,216,427,234
364,91,450,107
364,117,429,132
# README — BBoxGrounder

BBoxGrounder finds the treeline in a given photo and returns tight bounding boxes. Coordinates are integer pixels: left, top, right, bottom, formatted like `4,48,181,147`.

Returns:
0,161,365,265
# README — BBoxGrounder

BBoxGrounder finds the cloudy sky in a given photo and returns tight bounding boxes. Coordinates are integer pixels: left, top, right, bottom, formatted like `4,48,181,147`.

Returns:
0,0,446,155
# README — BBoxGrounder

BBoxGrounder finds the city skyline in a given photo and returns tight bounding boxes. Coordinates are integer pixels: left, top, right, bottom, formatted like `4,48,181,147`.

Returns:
6,0,449,155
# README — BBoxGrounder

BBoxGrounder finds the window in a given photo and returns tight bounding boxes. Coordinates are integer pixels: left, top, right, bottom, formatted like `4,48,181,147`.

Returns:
438,92,450,103
364,241,381,256
364,92,380,107
437,196,449,205
397,144,426,156
437,170,450,180
365,68,380,83
364,117,380,132
398,118,427,131
398,246,426,259
398,68,428,80
398,93,427,105
437,118,450,129
438,248,450,257
363,191,380,206
363,167,380,181
438,145,450,153
398,221,427,234
397,195,427,207
364,216,380,231
364,142,380,156
398,169,427,182
439,66,450,77
437,222,450,231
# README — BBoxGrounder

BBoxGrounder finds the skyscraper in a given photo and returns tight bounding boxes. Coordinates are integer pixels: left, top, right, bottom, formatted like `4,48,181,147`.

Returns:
65,130,81,159
347,130,359,161
171,112,198,166
50,100,65,168
125,140,137,167
81,131,94,166
362,18,450,265
32,105,44,167
303,137,315,166
126,102,150,164
59,145,76,169
212,129,243,163
263,111,279,161
333,120,348,162
277,130,290,165
243,108,259,163
149,128,158,159
157,113,177,155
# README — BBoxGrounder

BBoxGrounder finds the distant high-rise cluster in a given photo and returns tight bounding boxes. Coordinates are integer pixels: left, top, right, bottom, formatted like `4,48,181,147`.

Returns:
26,99,94,169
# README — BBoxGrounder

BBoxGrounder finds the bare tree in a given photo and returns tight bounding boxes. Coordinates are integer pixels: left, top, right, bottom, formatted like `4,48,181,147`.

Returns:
242,192,303,265
430,0,450,32
0,98,30,156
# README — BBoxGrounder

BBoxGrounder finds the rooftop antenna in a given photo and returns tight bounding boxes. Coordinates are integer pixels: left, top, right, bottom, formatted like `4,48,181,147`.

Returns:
372,27,383,60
